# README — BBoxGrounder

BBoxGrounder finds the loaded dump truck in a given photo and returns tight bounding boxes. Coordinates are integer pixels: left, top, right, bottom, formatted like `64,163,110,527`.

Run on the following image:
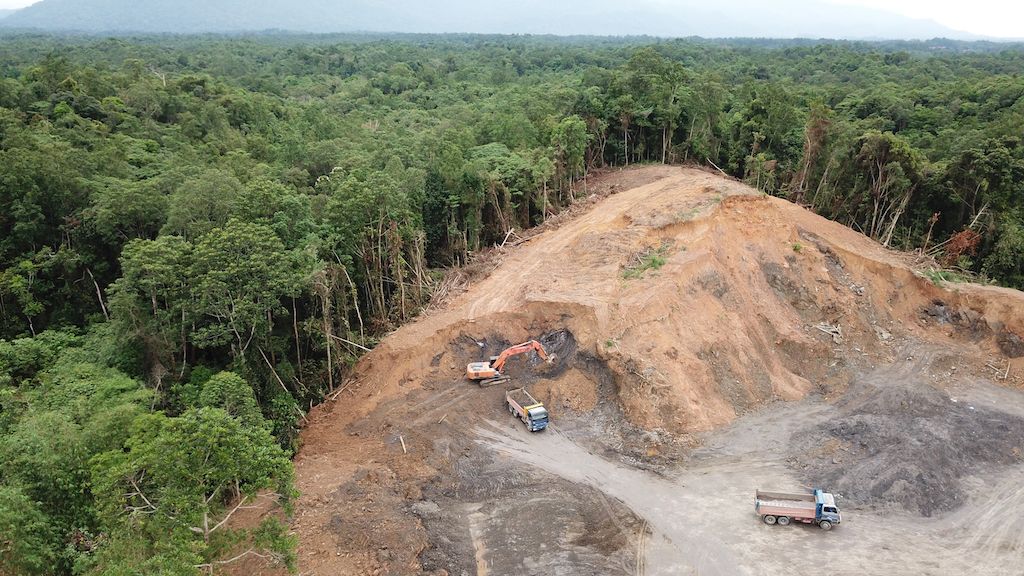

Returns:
755,489,841,530
505,387,548,432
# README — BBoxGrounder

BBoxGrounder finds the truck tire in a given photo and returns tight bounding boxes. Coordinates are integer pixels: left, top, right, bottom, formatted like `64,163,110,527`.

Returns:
763,515,777,525
818,520,833,531
777,516,790,526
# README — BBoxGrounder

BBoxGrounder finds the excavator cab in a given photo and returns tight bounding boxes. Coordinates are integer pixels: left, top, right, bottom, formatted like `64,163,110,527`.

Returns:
466,361,502,380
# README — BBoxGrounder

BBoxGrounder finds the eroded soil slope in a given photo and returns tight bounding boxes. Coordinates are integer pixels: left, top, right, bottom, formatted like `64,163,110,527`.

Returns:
244,166,1024,576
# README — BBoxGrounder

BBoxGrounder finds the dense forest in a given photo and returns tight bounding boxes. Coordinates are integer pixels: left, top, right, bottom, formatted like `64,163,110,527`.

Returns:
1,33,1023,574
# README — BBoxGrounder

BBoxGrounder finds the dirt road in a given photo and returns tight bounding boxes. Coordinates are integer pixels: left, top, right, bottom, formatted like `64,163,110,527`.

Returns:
476,349,1024,576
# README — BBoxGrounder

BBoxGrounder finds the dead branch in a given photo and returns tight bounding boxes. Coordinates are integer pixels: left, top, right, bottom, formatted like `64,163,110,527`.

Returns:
814,323,843,344
328,379,357,401
85,268,109,321
327,333,373,353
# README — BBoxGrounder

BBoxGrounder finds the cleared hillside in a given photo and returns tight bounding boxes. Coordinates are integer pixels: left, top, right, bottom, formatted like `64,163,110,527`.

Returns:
240,166,1024,575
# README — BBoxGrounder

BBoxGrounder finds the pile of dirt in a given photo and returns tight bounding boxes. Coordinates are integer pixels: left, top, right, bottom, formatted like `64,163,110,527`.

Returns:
237,166,1024,575
790,352,1024,516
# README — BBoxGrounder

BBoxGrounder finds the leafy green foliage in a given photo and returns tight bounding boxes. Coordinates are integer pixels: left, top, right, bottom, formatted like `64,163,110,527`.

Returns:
0,329,81,386
190,220,308,355
984,217,1024,287
199,371,264,430
923,268,969,286
90,408,294,575
623,244,671,279
0,484,56,575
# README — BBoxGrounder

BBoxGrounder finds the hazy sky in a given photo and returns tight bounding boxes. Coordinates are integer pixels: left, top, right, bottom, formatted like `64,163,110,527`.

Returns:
826,0,1023,38
0,0,1020,38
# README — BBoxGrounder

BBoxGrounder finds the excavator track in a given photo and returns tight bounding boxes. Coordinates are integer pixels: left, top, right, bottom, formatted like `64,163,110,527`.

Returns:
478,375,511,387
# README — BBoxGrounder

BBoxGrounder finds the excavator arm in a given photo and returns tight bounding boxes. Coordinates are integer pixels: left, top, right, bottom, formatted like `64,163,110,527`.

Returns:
491,340,549,372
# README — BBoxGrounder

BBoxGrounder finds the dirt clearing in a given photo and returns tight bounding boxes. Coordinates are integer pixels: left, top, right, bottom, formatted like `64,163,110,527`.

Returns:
237,166,1024,576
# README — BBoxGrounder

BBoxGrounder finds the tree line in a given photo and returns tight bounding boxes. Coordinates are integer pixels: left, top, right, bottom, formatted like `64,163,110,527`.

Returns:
1,34,1023,574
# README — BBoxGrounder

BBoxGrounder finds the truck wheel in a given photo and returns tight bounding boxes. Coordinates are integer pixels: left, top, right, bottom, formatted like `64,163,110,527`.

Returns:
818,520,833,531
777,516,790,526
763,515,777,525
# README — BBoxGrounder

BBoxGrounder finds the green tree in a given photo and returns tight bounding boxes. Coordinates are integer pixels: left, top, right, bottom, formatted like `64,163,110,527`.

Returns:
109,235,194,375
983,216,1024,287
0,485,56,575
233,179,314,249
551,115,589,200
90,407,295,575
854,130,925,246
198,371,265,430
190,220,307,359
163,170,243,240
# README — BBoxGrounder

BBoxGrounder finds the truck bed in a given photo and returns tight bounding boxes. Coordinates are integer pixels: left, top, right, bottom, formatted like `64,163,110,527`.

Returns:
755,490,817,519
506,388,539,408
755,490,815,503
756,498,815,510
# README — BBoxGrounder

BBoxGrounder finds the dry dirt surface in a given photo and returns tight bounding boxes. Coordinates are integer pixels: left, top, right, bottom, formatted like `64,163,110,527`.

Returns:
237,166,1024,576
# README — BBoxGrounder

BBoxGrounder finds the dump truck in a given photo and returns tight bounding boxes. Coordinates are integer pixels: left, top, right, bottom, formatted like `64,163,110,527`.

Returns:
505,387,548,432
755,489,841,530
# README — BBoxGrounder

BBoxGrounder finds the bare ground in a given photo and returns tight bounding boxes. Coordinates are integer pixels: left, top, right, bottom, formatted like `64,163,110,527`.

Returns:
234,166,1024,576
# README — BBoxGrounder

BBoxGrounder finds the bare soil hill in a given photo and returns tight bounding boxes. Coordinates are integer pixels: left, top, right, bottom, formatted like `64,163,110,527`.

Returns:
239,166,1024,576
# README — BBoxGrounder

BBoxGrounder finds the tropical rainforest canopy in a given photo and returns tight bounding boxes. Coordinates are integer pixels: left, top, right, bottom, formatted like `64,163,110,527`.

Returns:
1,33,1023,574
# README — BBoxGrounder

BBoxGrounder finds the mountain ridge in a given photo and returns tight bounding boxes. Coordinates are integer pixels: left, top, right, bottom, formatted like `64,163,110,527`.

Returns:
0,0,979,40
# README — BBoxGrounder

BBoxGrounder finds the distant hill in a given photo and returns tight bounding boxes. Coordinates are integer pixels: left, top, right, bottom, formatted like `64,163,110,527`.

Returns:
0,0,976,40
0,9,16,20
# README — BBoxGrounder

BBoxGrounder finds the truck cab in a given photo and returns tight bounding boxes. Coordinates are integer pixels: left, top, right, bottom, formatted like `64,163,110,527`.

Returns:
524,404,548,431
815,490,842,525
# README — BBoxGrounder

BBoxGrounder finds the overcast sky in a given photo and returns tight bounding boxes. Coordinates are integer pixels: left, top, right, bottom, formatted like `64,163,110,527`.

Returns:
1,0,1021,38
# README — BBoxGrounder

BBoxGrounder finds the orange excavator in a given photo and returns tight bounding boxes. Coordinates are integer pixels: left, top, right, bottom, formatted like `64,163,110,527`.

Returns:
466,340,552,387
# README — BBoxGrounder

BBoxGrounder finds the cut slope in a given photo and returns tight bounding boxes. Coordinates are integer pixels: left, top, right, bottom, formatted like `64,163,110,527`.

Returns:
250,166,1024,575
348,166,1023,433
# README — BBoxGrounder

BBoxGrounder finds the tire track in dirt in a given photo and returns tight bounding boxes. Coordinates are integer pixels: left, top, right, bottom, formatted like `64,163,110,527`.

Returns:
475,395,1024,576
948,471,1024,558
406,384,480,426
474,423,746,576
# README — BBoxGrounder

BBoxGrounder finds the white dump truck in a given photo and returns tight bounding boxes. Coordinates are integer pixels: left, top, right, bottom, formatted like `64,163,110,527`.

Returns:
755,489,842,530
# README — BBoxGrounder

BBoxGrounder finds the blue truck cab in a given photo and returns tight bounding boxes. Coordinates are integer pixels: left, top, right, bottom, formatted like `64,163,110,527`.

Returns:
814,489,842,527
